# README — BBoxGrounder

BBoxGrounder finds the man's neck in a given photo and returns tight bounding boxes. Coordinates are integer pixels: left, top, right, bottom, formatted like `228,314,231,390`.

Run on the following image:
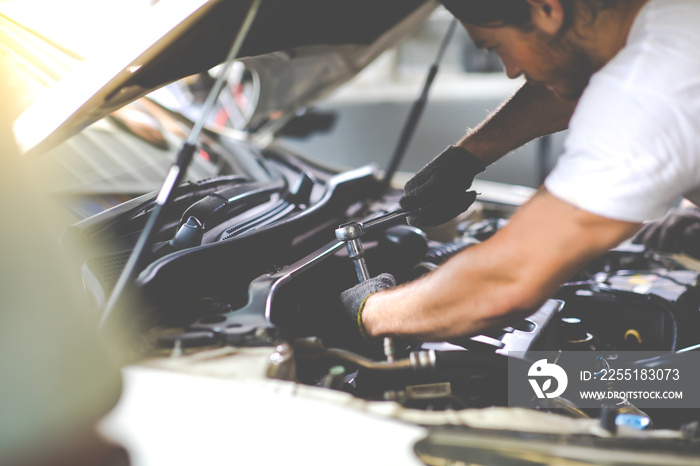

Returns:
579,0,650,72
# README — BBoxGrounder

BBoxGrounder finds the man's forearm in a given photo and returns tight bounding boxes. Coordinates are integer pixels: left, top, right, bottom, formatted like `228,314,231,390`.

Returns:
361,235,536,340
459,84,577,165
362,190,639,341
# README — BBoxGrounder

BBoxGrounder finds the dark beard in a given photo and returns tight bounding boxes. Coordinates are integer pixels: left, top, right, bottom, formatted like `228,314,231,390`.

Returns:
538,30,596,100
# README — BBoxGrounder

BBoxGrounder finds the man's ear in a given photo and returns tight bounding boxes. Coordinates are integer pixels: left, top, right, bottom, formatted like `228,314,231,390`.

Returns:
526,0,565,34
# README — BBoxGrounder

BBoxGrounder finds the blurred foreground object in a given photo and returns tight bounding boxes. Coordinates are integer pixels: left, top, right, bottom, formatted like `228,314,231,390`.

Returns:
0,47,126,466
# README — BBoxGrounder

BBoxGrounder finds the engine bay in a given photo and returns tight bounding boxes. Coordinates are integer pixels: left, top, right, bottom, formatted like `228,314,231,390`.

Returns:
72,147,700,441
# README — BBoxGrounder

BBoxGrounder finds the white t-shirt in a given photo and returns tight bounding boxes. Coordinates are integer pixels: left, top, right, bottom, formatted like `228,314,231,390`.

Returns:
544,0,700,222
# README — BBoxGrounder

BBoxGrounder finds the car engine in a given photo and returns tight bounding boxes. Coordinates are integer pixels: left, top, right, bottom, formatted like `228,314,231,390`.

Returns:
71,142,700,441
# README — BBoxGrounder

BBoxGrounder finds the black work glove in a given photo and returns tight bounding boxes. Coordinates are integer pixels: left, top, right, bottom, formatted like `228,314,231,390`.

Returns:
632,207,700,259
340,273,395,341
400,145,485,227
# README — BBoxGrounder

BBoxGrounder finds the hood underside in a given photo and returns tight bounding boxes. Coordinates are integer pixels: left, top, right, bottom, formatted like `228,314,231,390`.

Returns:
11,0,434,156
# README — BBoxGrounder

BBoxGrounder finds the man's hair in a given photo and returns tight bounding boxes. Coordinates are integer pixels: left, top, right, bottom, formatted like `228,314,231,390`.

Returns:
439,0,620,29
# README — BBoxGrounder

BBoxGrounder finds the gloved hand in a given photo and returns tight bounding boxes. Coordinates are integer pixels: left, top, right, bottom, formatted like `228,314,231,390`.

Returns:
400,145,485,227
340,273,395,340
632,207,700,259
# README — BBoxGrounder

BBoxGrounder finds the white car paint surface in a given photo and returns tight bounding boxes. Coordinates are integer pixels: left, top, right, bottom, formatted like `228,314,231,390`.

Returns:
100,365,426,465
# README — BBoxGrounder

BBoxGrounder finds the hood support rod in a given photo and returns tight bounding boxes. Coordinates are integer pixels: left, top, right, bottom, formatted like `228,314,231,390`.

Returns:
380,18,457,191
100,0,263,331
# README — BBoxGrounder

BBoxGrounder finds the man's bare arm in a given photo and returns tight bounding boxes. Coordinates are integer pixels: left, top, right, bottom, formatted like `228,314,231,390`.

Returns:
459,84,577,165
362,189,639,341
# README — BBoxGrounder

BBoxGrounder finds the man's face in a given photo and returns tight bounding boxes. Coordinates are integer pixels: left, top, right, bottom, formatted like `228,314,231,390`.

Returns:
464,22,594,100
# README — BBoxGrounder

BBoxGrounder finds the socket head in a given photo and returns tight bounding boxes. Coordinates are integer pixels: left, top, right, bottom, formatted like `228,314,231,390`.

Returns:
335,222,363,241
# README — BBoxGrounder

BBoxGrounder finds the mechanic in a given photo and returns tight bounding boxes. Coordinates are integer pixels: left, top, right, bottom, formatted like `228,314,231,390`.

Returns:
341,0,700,341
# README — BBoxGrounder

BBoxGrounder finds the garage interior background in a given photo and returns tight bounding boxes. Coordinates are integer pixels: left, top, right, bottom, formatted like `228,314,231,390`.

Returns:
280,7,568,189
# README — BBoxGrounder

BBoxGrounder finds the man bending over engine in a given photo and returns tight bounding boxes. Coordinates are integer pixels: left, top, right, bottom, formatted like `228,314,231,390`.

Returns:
342,0,700,341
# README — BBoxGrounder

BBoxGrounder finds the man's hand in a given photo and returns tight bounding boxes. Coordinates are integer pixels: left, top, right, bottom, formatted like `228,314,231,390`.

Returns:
362,190,640,341
632,207,700,259
340,273,395,340
400,146,485,227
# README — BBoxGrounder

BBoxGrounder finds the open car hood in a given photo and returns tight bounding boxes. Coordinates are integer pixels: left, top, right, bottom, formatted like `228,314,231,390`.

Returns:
10,0,436,156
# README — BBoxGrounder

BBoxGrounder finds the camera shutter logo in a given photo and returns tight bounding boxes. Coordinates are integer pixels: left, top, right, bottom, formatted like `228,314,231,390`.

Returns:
528,359,568,398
